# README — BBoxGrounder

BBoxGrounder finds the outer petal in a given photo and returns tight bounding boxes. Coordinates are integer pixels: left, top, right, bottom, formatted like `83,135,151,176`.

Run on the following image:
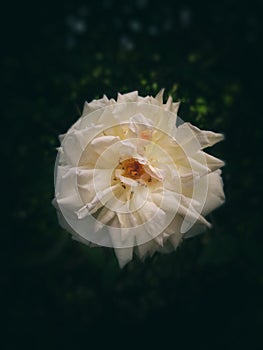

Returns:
82,95,113,116
135,239,159,260
114,247,134,268
186,123,225,149
183,222,207,239
201,169,225,216
203,152,225,172
117,91,138,103
155,89,164,104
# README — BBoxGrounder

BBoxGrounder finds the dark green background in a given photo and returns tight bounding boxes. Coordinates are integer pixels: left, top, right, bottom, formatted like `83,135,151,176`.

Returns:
2,0,263,348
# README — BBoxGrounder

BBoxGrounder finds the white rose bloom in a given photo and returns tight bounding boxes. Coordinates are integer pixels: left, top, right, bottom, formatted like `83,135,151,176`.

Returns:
53,90,225,267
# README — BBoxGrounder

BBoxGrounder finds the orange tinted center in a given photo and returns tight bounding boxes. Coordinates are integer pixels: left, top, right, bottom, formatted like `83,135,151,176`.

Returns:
117,158,152,183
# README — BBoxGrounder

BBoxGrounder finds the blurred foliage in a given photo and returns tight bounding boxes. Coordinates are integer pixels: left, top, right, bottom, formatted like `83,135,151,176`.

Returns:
1,0,263,349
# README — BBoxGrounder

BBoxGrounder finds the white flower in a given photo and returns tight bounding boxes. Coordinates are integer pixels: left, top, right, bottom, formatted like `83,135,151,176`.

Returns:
53,90,225,267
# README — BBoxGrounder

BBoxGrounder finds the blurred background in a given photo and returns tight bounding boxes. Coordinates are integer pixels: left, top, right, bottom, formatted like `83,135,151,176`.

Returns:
2,0,263,348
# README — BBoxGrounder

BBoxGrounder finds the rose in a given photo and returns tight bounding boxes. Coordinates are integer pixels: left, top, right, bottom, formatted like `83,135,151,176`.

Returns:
53,90,225,267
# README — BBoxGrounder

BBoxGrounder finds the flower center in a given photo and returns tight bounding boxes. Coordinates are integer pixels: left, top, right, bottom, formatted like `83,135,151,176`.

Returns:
113,158,154,188
119,159,148,181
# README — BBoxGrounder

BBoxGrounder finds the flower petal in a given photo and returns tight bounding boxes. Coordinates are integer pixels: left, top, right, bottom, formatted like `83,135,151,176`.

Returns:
82,94,112,115
117,91,138,103
155,88,165,104
201,169,225,216
114,247,134,268
186,123,225,149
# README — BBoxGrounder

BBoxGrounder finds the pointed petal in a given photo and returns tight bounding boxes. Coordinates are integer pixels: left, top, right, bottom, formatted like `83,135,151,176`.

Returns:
183,222,207,238
204,153,225,171
155,88,165,104
172,102,180,114
186,123,225,149
114,247,134,268
117,91,138,102
135,240,159,260
165,95,173,111
82,95,110,115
